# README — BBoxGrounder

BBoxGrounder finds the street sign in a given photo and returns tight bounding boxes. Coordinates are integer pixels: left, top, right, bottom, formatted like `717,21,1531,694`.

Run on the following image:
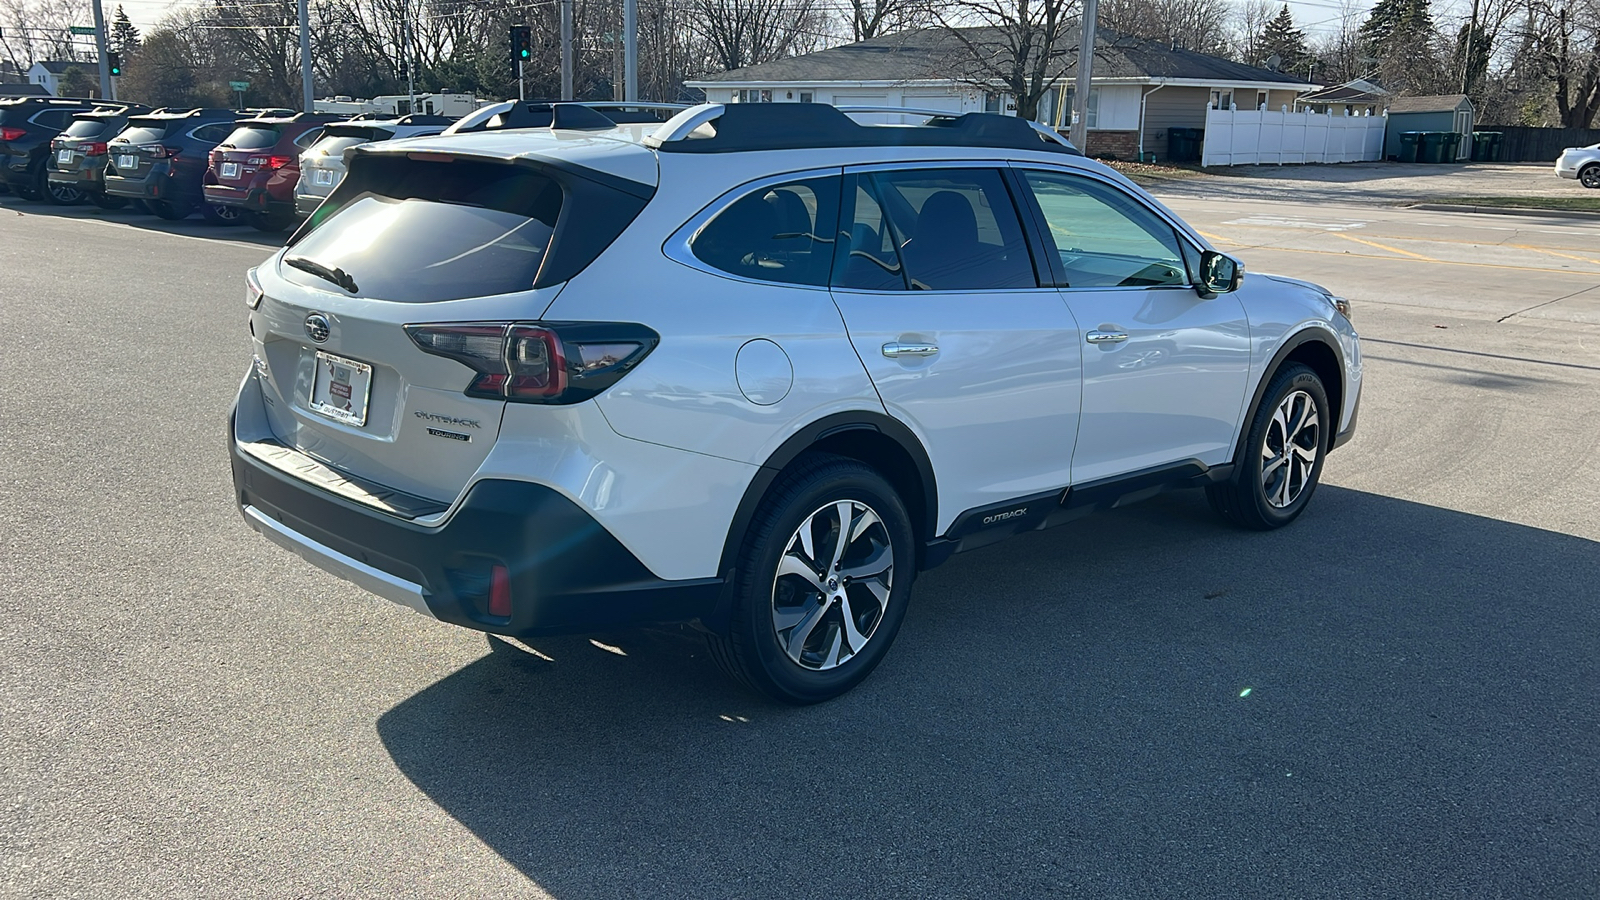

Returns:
229,81,250,92
69,26,96,35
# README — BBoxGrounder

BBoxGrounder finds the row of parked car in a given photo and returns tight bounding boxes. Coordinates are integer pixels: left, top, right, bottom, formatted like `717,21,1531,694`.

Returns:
0,96,457,231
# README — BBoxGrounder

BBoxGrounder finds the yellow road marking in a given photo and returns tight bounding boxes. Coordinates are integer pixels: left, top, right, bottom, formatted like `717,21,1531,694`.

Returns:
1235,244,1600,277
1195,229,1230,244
1333,232,1435,260
1511,244,1600,266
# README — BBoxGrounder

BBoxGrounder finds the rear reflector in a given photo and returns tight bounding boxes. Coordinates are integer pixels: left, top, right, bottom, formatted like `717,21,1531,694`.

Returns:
488,565,512,618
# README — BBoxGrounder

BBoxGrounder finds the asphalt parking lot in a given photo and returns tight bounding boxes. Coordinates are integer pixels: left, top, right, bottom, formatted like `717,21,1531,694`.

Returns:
2,193,1598,898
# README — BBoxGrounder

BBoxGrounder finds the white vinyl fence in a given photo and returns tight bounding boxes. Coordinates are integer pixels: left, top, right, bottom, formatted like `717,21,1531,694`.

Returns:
1201,107,1387,166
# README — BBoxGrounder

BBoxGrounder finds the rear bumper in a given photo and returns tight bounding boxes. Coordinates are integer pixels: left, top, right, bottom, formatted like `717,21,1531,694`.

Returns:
1,151,34,184
104,170,191,202
294,192,325,217
229,412,724,637
207,183,294,215
49,166,103,187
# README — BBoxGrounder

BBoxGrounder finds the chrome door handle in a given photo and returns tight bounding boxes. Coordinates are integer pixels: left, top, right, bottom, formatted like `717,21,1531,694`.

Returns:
882,341,939,358
1085,330,1129,344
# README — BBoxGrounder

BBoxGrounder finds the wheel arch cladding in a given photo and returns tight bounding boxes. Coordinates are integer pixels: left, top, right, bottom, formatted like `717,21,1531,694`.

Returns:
1238,330,1345,462
717,412,938,581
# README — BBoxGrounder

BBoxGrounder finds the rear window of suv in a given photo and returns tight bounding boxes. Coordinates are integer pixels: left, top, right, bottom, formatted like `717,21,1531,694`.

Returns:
281,158,563,303
307,134,376,159
115,125,168,143
63,119,109,138
221,126,280,149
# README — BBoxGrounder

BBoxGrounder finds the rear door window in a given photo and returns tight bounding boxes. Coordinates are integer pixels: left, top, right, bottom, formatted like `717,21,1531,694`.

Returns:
282,158,563,303
31,109,78,129
309,134,378,158
190,123,234,143
221,126,280,149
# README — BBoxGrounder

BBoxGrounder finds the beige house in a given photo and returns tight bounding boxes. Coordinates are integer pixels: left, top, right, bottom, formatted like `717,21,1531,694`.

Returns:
688,27,1316,161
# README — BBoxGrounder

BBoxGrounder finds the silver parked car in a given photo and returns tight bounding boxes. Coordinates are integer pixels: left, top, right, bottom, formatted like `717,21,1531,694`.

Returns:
293,114,455,216
1555,143,1600,189
232,102,1361,704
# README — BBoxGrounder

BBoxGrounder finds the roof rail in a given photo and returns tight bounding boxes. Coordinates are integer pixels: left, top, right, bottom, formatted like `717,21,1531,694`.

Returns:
441,100,690,135
644,102,1082,156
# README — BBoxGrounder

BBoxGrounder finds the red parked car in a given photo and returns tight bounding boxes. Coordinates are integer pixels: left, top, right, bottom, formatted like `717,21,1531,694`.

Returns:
203,112,342,231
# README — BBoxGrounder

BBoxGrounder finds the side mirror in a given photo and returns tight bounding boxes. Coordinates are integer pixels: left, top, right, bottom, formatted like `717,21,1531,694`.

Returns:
1197,250,1243,298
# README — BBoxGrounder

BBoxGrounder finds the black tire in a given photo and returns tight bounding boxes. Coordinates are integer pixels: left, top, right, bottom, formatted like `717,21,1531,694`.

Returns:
89,192,128,210
1581,165,1600,190
245,209,294,232
706,454,916,704
202,203,243,226
41,167,84,205
1207,362,1330,530
149,199,195,220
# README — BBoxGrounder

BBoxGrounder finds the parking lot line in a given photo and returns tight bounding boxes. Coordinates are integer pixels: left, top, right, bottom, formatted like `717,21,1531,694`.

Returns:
1333,233,1436,260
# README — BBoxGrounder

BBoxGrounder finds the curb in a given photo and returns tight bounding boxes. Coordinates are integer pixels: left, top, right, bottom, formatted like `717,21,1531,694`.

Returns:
1406,202,1600,220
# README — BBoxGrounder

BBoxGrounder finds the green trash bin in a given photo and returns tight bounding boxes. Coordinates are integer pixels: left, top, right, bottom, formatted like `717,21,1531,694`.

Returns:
1419,132,1446,163
1483,131,1503,162
1441,132,1461,163
1470,132,1488,161
1398,131,1422,163
1167,127,1202,163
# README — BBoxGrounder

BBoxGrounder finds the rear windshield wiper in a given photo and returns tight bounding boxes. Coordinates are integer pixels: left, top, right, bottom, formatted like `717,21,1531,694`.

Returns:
284,254,358,293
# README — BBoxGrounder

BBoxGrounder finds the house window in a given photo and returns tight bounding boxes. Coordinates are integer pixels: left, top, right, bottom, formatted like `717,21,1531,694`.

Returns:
1256,91,1268,110
798,92,813,103
1210,90,1233,110
734,90,773,103
1061,88,1099,128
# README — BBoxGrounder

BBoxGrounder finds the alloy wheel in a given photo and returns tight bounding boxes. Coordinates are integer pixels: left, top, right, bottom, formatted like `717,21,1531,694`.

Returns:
1581,166,1600,190
1260,389,1320,509
770,499,895,671
47,182,83,205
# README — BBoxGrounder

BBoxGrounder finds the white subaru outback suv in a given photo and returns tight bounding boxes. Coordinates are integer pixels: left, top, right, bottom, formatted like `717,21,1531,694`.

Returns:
230,102,1361,704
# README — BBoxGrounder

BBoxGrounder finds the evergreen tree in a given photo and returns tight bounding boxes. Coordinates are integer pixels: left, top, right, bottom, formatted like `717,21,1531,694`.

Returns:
111,6,141,58
1258,5,1310,77
1356,0,1441,93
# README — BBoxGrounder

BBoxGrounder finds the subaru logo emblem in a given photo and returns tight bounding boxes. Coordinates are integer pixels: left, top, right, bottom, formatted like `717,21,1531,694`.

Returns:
304,313,331,343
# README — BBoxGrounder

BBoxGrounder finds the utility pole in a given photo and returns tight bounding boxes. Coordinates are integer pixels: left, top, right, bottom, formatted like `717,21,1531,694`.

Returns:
298,0,312,111
560,0,574,100
1069,0,1097,151
1460,0,1481,95
624,0,637,101
405,8,414,112
89,0,110,100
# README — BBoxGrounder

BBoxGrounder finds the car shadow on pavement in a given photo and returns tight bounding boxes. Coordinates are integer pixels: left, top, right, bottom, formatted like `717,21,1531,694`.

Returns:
376,485,1599,899
0,193,288,247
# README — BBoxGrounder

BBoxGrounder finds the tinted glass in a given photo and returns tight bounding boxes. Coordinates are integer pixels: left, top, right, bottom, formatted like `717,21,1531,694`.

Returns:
691,176,840,286
867,169,1035,291
63,119,108,138
191,123,234,143
221,125,280,149
115,125,168,143
283,159,561,303
307,135,372,158
32,109,76,129
832,177,907,291
1023,171,1188,288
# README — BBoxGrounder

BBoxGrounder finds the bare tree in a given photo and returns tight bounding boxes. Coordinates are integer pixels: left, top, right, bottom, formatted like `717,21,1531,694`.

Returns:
934,0,1080,121
847,0,931,41
1522,0,1600,127
691,0,826,72
1229,0,1275,65
1098,0,1231,56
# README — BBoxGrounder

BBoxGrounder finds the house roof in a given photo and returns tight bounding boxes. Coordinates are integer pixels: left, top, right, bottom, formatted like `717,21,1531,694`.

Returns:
1387,94,1472,114
0,83,51,97
689,27,1313,89
1299,80,1389,104
33,60,92,74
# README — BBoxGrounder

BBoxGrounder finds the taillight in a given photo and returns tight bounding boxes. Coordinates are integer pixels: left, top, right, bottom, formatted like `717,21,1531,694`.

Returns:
245,267,263,309
268,155,292,169
85,142,107,155
0,126,25,141
149,144,179,158
405,322,659,404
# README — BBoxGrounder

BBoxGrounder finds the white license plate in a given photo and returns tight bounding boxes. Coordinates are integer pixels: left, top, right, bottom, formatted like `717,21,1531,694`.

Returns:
312,169,335,186
309,351,373,427
117,154,136,169
221,162,240,178
57,148,73,164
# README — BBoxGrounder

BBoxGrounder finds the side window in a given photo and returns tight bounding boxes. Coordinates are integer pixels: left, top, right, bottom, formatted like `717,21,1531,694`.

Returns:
295,128,323,148
690,175,840,287
191,123,232,143
858,168,1035,292
32,109,75,129
1022,170,1190,289
832,176,907,291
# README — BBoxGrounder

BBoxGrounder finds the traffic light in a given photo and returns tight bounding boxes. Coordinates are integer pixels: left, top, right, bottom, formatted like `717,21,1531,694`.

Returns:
108,52,122,77
510,24,532,76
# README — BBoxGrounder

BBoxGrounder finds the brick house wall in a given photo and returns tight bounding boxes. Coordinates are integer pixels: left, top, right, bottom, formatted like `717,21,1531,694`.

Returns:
1084,130,1139,159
